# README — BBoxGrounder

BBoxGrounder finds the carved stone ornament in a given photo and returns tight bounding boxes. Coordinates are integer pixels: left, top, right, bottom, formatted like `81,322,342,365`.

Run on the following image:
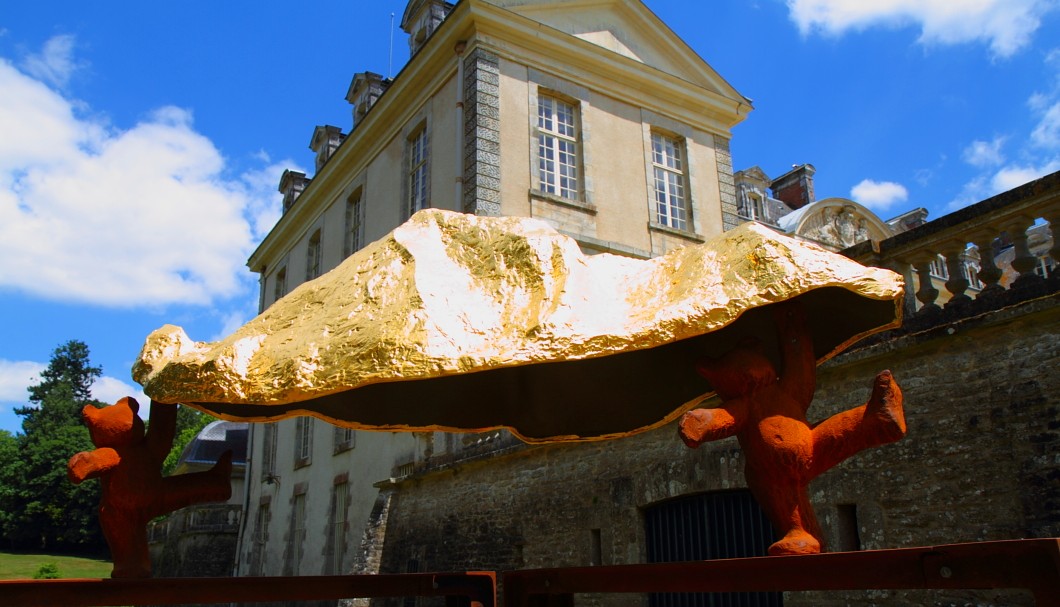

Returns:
134,209,903,443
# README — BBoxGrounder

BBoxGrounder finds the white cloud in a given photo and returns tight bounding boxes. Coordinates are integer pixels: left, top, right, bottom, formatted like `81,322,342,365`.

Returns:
20,34,84,88
962,137,1007,167
0,41,288,308
850,179,909,210
946,158,1060,210
0,360,46,401
786,0,1058,58
948,51,1060,210
91,375,148,407
1030,101,1060,148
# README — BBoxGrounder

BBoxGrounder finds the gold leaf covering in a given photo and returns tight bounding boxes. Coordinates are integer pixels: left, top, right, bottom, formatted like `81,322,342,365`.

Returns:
133,209,903,443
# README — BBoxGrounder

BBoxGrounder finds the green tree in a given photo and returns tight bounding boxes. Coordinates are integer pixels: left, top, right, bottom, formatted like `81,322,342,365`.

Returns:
161,405,215,475
0,340,107,552
0,430,19,549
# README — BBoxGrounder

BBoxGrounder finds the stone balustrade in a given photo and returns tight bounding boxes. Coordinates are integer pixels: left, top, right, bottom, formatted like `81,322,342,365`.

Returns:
147,504,242,544
844,171,1059,321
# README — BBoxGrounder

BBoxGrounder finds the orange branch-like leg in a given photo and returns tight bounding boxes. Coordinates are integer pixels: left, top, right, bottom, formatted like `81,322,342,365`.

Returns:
679,402,746,448
809,370,906,479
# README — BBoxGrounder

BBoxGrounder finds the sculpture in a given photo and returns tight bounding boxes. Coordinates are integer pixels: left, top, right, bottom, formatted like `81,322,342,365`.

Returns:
67,397,232,578
131,209,905,443
678,299,906,555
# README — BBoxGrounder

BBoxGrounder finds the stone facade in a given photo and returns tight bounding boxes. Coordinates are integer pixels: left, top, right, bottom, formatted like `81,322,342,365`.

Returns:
366,290,1058,607
462,48,502,216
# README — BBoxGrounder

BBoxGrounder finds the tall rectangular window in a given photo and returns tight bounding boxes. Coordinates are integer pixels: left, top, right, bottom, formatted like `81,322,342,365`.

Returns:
273,267,287,304
330,482,349,574
291,492,306,574
651,132,689,231
261,423,277,481
306,230,322,281
334,425,356,454
295,417,313,467
537,94,580,200
344,189,365,258
408,127,429,216
254,502,270,575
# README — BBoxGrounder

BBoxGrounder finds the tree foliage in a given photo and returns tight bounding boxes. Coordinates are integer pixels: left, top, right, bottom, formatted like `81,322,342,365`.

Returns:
161,406,215,475
0,340,108,553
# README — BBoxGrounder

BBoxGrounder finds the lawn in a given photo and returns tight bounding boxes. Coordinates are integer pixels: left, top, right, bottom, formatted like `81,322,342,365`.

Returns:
0,550,111,580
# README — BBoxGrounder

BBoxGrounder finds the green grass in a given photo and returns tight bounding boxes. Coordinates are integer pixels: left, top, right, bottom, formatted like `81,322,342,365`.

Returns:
0,550,112,580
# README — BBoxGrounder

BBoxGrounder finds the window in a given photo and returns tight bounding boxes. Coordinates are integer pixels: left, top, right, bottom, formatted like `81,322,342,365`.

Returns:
741,192,764,221
536,94,580,199
344,189,365,258
253,502,271,575
929,255,948,279
273,267,287,304
291,492,306,574
651,131,690,231
306,230,322,281
295,417,313,468
408,127,430,216
261,423,277,481
330,482,349,574
334,425,356,454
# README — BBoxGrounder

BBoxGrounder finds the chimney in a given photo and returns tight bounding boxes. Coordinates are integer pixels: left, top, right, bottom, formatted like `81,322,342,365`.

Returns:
278,170,310,215
770,164,816,210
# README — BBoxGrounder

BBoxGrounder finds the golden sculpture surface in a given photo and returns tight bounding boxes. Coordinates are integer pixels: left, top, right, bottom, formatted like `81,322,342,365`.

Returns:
134,209,903,442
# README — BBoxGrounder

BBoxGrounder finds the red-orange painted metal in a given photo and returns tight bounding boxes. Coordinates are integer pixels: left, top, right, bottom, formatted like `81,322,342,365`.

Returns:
0,571,496,607
503,539,1060,607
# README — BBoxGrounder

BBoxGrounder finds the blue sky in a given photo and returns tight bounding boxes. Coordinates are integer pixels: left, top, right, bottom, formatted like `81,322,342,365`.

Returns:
1,0,1058,435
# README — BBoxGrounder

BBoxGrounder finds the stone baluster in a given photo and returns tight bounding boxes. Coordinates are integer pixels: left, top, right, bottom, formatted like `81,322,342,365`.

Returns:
1043,205,1059,276
887,260,920,318
941,241,972,309
969,230,1005,298
910,255,942,315
1003,216,1044,289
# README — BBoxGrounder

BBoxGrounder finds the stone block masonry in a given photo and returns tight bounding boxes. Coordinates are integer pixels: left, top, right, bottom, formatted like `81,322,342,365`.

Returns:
463,48,502,217
368,295,1058,607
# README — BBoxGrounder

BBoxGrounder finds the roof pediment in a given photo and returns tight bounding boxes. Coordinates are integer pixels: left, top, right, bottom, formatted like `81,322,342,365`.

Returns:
482,0,747,103
780,198,894,251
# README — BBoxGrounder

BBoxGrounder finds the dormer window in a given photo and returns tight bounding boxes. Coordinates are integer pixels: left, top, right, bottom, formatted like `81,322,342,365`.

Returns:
345,72,390,130
400,0,454,56
278,170,310,214
310,125,345,173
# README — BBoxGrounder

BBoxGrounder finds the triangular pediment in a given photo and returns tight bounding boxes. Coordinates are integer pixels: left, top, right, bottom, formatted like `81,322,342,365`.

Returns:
483,0,746,103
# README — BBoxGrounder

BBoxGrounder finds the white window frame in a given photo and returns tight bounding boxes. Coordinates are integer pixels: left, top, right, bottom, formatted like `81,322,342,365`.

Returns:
650,131,690,231
330,482,349,574
261,423,277,481
536,93,581,200
272,267,287,305
344,188,365,258
291,492,306,573
408,126,430,216
306,230,322,281
295,417,313,467
254,501,271,575
334,425,356,453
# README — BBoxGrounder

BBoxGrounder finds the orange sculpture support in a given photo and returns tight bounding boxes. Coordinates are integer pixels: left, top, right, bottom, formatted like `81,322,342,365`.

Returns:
68,397,232,578
679,300,907,556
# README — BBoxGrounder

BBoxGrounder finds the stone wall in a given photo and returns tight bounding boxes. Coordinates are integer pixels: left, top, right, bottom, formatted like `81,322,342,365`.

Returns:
369,294,1059,606
149,504,241,579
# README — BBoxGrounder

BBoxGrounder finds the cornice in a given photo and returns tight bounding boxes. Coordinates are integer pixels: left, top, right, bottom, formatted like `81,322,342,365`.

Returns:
465,0,750,133
249,0,752,270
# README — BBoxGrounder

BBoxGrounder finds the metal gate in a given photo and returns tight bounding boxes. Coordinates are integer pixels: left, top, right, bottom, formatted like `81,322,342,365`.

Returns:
644,490,783,607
